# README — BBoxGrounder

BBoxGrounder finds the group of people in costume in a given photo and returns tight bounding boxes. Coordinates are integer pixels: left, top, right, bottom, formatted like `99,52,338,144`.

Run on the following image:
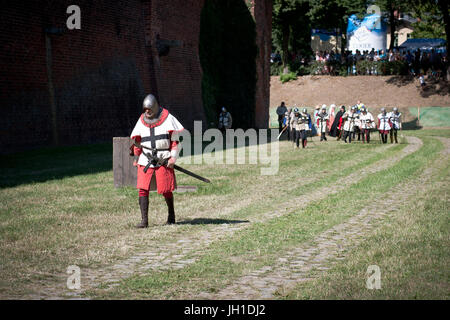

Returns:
277,101,403,146
131,94,403,228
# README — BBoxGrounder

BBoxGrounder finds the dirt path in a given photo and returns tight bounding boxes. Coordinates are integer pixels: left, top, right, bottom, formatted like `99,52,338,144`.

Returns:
200,137,449,299
24,137,423,299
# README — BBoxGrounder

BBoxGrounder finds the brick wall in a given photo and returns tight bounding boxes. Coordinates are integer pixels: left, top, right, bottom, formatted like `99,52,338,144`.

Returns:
251,0,273,129
145,0,207,131
0,1,152,152
0,0,272,153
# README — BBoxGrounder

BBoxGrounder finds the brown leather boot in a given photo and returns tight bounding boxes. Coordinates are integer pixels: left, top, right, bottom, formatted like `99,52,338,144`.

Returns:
136,196,149,228
165,195,175,224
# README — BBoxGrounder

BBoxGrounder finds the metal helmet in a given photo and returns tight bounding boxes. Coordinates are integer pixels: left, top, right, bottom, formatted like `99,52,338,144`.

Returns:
293,107,299,113
321,105,327,110
351,105,357,111
142,94,159,114
302,108,307,113
361,106,366,112
222,107,227,112
393,107,398,112
381,107,386,112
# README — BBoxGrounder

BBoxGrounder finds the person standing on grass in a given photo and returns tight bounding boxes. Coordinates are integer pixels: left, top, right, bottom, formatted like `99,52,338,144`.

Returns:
282,111,291,141
314,105,321,136
342,106,358,143
276,102,288,133
388,107,402,144
377,107,391,144
328,104,336,132
290,107,300,148
218,107,232,134
130,94,184,228
316,105,329,141
330,105,345,139
359,106,374,143
290,107,298,146
295,108,311,148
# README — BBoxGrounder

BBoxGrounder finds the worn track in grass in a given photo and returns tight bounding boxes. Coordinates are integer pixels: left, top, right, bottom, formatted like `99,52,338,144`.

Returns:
18,137,422,299
201,137,448,299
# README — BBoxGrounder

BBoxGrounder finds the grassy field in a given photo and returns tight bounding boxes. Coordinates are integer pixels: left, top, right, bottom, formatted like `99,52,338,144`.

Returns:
409,107,450,128
0,128,448,299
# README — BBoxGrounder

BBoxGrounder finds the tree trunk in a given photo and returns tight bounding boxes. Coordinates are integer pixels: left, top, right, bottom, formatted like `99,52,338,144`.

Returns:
281,23,290,72
388,4,396,51
438,0,449,80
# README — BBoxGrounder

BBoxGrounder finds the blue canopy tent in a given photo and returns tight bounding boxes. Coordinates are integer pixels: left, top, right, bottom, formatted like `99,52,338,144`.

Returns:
398,38,446,53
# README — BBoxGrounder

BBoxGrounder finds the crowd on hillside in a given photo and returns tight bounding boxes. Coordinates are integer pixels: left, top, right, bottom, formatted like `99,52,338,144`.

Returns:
271,48,448,78
314,48,447,77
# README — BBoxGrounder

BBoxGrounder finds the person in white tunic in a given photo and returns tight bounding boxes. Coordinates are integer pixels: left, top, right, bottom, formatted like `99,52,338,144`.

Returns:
130,94,184,227
342,106,358,143
377,107,391,144
316,105,329,141
388,107,402,143
359,106,375,143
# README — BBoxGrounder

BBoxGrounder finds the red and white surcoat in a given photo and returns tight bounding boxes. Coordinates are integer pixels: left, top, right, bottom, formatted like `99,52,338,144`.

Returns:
359,112,375,129
377,113,392,133
130,108,184,194
316,113,329,133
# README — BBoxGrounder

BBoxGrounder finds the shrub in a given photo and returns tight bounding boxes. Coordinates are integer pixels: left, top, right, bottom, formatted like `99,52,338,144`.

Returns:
280,72,298,83
270,63,283,76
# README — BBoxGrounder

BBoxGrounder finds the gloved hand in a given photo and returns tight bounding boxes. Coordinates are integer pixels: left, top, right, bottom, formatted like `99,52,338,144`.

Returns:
167,157,176,169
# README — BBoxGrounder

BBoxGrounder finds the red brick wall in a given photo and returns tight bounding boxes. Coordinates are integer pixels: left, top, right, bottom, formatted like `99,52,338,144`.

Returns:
145,0,207,131
0,1,152,152
0,0,272,153
251,0,272,129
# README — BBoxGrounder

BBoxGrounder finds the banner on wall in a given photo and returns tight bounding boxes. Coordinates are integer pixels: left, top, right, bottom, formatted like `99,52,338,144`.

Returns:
347,14,386,53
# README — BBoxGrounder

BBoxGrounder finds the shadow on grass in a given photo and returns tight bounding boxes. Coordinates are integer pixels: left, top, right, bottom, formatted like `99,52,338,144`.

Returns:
0,143,113,189
177,218,250,225
403,118,422,130
0,130,280,189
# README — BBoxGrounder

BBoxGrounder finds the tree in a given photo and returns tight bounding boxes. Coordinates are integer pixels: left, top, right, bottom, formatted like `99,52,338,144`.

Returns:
272,0,369,70
308,0,367,53
272,0,311,69
410,0,449,79
373,0,414,50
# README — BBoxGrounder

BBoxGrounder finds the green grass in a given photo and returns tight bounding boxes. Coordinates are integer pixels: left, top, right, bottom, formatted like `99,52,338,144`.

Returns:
0,128,448,299
83,133,445,299
282,162,449,299
409,107,450,128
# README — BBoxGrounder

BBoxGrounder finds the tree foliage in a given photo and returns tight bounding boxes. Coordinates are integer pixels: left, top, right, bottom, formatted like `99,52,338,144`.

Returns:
272,0,448,71
410,0,447,40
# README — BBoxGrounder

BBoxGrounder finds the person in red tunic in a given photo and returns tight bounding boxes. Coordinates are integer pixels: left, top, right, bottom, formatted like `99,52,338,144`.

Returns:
130,94,184,228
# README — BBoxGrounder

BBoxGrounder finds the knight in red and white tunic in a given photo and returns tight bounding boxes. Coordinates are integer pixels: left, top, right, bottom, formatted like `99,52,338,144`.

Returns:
130,94,184,227
377,108,391,144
